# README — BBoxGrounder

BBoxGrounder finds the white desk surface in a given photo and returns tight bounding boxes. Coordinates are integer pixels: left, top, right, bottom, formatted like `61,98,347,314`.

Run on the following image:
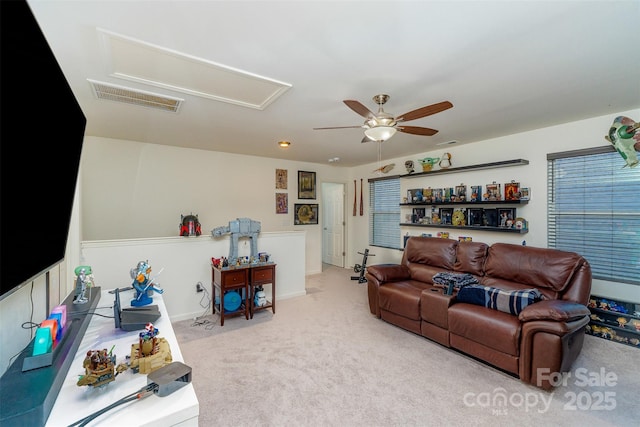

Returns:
46,289,199,427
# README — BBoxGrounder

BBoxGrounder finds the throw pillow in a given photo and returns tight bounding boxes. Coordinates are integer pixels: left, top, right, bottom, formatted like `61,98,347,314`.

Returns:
456,285,544,315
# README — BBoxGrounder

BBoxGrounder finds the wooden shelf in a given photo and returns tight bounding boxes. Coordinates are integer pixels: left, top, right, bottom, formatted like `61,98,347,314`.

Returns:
400,200,528,206
400,159,529,179
400,223,528,233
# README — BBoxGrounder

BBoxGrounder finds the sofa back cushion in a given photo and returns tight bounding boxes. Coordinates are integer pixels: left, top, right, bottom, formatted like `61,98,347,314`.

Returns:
403,237,458,271
454,241,488,276
484,243,584,294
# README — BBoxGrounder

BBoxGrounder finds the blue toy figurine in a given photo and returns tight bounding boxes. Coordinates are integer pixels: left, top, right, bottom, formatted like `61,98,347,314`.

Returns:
130,260,164,307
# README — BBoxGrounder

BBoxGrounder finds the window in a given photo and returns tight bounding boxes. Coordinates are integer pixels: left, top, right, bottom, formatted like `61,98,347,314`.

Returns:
547,147,640,285
369,177,401,249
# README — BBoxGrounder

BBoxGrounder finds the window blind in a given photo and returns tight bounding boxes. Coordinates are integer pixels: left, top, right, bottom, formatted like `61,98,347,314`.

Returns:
369,178,401,249
547,148,640,285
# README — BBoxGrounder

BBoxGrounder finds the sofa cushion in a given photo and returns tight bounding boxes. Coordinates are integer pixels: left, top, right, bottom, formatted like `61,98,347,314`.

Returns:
404,237,457,270
484,243,584,292
378,280,428,321
454,241,488,276
448,304,521,356
456,285,544,316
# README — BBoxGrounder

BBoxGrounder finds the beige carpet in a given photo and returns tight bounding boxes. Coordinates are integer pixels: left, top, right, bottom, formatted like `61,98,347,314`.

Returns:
173,265,639,427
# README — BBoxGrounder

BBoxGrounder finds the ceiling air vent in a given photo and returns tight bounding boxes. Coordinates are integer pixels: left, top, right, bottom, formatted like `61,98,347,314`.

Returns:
88,79,183,112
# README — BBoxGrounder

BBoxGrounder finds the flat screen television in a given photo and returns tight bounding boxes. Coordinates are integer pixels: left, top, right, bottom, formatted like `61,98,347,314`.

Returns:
0,0,86,301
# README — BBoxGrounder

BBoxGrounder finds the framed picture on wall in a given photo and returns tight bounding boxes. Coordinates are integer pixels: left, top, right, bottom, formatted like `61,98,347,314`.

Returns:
276,193,288,214
294,203,318,225
276,169,288,189
298,171,316,199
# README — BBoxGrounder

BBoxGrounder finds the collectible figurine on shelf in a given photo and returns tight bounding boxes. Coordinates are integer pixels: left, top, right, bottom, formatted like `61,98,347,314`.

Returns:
211,218,261,266
73,266,94,304
128,322,172,374
76,347,128,387
405,160,415,174
254,286,267,307
130,260,164,307
418,157,439,172
439,152,452,169
180,213,202,236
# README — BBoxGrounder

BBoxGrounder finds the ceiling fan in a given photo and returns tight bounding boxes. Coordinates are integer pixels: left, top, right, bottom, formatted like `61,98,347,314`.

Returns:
313,94,453,143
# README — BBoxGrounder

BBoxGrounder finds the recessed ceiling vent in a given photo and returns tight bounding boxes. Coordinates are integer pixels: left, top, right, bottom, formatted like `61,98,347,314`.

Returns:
88,79,183,112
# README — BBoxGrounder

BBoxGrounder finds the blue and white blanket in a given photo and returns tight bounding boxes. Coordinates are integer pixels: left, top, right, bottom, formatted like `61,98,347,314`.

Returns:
456,285,544,315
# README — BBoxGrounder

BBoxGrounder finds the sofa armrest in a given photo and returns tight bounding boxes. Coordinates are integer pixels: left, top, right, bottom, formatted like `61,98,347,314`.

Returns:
366,264,411,283
365,264,410,317
518,299,590,323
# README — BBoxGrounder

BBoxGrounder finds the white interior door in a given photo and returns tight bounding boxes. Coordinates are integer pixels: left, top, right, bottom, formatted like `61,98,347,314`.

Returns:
322,182,345,267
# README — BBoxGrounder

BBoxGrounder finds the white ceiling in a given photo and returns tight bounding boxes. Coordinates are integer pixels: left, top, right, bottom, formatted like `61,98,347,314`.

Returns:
27,0,640,167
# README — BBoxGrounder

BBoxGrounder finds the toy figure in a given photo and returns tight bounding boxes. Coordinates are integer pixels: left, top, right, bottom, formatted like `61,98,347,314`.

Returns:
211,218,261,265
617,317,628,328
254,286,267,307
418,157,439,172
130,260,164,307
605,116,640,168
139,322,159,356
73,266,94,304
405,160,415,174
180,213,202,236
77,347,128,387
126,321,172,374
439,152,452,169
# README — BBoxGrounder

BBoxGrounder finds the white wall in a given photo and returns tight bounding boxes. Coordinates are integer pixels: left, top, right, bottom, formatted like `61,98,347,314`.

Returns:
80,137,353,276
80,232,306,321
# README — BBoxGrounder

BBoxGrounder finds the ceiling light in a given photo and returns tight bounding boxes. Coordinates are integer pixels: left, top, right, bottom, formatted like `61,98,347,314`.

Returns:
328,157,340,163
278,140,291,148
364,126,397,142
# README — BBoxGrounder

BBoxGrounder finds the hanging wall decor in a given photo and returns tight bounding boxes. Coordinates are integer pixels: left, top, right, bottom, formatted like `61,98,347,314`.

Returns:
359,179,364,216
276,169,288,189
298,171,316,199
276,193,288,214
294,204,318,225
353,180,357,216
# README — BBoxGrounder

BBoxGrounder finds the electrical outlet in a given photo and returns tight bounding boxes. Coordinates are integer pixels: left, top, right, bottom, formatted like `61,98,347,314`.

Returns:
196,283,203,293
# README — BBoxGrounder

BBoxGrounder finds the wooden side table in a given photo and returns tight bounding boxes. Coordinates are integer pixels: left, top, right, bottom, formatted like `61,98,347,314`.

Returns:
250,263,276,318
211,266,250,326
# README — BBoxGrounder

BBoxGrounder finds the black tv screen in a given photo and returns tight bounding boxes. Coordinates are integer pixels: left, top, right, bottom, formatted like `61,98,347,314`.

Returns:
0,0,86,300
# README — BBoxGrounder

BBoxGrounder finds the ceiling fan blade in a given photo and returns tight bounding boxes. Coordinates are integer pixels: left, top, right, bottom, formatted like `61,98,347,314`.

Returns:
398,125,439,136
396,101,453,122
343,100,376,119
313,125,364,130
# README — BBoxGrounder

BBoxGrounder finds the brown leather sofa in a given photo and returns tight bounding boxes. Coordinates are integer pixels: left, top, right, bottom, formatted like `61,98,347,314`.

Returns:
366,237,592,389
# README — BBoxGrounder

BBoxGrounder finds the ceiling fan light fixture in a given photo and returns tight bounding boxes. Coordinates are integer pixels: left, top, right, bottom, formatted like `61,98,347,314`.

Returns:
278,140,291,148
364,126,397,142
